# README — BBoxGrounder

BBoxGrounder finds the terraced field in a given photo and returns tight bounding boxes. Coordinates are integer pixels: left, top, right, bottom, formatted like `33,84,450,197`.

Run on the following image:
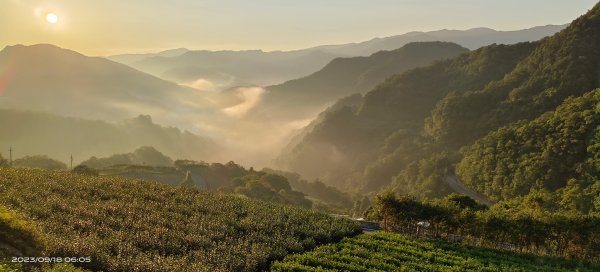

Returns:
271,232,599,272
0,168,360,272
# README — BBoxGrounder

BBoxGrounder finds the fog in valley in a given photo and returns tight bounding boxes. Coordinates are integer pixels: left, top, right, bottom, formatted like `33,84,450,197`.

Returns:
0,24,568,170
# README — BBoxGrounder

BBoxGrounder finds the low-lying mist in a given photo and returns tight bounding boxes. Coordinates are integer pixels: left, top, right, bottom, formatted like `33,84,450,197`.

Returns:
170,85,323,168
0,44,330,169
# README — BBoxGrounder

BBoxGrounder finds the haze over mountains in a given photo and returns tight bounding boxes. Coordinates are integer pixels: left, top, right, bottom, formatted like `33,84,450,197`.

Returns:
0,24,568,168
108,48,190,66
0,44,214,126
255,42,469,123
0,110,217,165
108,25,566,91
310,24,567,56
276,1,600,216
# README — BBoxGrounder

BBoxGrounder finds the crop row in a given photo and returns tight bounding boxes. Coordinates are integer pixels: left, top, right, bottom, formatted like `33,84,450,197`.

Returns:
0,168,361,272
271,232,600,271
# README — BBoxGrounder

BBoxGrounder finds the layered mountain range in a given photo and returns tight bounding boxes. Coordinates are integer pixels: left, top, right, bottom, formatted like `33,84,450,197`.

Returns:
107,25,566,91
0,22,575,178
276,2,600,214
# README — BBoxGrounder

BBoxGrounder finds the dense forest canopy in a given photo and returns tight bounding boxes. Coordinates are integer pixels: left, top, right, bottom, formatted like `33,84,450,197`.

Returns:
278,41,537,191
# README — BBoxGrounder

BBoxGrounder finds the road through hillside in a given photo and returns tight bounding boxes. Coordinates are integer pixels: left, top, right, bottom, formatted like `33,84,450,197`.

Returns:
444,174,493,206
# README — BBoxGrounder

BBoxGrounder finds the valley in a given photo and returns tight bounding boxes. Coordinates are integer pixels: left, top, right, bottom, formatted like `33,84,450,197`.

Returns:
1,1,599,271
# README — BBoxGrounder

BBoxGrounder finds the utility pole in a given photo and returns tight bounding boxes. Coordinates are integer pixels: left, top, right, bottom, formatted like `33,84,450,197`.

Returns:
8,147,12,167
70,155,73,170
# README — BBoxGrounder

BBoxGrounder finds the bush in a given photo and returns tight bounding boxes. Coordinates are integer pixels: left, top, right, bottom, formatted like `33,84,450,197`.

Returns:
71,165,99,176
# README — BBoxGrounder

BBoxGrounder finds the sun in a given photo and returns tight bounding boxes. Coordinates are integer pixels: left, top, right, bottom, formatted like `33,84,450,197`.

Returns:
45,13,59,24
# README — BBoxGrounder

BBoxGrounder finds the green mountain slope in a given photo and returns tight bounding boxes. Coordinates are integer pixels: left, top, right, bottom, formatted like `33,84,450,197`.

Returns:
457,90,600,208
426,4,600,149
257,42,469,122
278,2,600,203
81,146,174,168
277,41,536,190
89,158,319,210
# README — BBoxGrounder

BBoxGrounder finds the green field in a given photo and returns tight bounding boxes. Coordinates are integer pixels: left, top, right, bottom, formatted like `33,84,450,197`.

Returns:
0,168,360,272
271,232,599,272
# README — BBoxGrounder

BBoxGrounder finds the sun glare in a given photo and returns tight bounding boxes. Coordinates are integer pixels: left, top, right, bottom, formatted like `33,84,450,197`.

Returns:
45,13,59,24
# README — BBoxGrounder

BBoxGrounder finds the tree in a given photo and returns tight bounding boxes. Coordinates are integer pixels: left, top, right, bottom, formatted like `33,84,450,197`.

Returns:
260,174,292,192
443,193,487,211
72,165,99,176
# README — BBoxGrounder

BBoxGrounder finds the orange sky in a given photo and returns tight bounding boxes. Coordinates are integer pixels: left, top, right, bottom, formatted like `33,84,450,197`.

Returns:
1,0,596,56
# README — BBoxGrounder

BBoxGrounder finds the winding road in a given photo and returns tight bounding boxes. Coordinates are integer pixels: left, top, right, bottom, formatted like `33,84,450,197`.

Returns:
444,174,492,207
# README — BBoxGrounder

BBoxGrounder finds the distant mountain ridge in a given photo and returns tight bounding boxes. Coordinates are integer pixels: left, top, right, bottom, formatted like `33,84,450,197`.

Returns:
312,25,567,56
0,44,214,126
0,43,243,155
108,48,189,65
0,109,218,164
107,25,566,90
122,49,341,90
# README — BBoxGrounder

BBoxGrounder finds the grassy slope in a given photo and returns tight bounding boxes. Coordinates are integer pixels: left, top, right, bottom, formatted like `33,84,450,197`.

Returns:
0,168,360,272
0,205,46,272
271,232,599,272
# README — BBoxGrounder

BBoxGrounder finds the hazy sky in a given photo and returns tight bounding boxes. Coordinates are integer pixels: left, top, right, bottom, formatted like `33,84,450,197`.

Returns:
1,0,597,56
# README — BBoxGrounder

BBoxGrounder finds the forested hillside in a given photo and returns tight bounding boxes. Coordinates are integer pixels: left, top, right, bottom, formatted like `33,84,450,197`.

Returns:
258,42,469,122
278,41,536,190
457,90,600,209
76,150,351,212
278,1,600,211
81,146,174,168
425,3,600,149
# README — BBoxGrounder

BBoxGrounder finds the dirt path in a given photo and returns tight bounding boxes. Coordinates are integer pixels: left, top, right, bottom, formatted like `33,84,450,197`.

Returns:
444,174,492,207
